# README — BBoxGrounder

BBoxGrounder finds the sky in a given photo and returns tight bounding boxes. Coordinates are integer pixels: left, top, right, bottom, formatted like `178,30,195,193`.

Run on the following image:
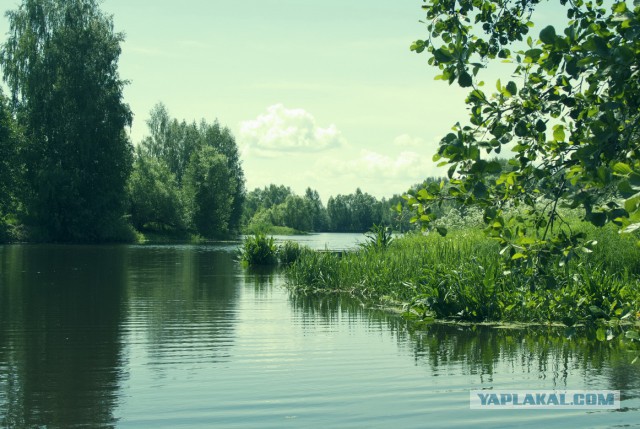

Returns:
0,0,569,202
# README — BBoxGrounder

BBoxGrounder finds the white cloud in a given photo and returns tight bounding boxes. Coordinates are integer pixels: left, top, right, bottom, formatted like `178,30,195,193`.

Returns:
239,104,345,155
393,134,425,148
317,149,440,182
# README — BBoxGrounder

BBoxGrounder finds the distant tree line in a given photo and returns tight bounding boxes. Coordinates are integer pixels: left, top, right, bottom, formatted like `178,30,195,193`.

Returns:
242,185,416,233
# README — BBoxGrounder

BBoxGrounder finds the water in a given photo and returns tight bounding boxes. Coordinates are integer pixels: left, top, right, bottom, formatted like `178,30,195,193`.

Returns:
1,236,639,428
269,232,366,251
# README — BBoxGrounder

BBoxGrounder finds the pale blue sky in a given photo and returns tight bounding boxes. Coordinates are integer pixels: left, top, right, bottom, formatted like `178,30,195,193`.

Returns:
0,0,570,201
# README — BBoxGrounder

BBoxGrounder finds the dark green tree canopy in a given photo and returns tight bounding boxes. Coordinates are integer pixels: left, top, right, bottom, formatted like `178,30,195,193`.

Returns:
1,0,133,241
0,89,21,240
407,0,640,265
133,103,246,237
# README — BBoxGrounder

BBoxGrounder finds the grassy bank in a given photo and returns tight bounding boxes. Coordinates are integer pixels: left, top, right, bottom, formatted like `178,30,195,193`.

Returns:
285,227,640,333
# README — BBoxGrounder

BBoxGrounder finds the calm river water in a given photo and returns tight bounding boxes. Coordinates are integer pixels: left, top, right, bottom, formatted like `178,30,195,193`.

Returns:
1,234,639,428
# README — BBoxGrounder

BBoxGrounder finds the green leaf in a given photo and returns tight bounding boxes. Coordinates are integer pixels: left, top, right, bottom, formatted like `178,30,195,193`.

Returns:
613,162,633,176
539,26,556,44
433,47,454,62
458,71,473,88
596,328,606,342
626,330,640,340
486,161,502,174
553,125,565,142
506,81,517,96
473,182,488,198
613,2,627,14
511,253,526,260
410,40,425,53
514,121,528,137
618,180,636,198
524,49,543,62
436,226,448,237
587,212,607,227
624,193,640,214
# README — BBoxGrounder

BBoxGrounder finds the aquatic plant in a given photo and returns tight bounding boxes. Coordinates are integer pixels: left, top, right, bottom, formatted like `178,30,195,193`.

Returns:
360,224,394,251
278,240,305,265
285,228,640,329
239,233,278,266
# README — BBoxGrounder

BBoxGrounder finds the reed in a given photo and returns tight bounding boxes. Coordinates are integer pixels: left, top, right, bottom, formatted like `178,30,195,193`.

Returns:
285,228,640,327
239,233,278,266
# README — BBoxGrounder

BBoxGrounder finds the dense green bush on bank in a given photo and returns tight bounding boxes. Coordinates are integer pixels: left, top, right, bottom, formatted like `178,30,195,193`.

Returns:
285,228,640,332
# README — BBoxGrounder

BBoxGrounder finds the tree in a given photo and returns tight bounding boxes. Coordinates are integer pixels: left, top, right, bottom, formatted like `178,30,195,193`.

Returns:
1,0,133,241
0,90,20,240
406,0,640,268
351,188,381,232
261,184,294,209
141,103,200,185
327,195,351,232
183,147,235,237
281,195,312,232
128,150,185,231
326,190,384,232
199,119,245,233
304,187,329,231
139,103,246,234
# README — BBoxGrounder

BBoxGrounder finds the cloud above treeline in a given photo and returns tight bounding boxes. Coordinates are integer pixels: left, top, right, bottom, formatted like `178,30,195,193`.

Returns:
317,148,438,181
239,104,345,155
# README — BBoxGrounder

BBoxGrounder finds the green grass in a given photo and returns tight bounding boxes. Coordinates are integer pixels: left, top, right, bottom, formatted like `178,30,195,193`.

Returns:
285,228,640,330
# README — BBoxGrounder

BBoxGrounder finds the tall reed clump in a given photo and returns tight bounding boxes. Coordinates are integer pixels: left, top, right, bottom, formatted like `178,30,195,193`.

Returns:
284,229,640,325
240,235,309,267
240,233,278,266
278,240,304,265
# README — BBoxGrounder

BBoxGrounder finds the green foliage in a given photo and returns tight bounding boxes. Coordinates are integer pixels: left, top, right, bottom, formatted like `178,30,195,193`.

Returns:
240,233,278,266
327,188,384,232
183,147,235,238
1,0,133,242
407,0,640,267
361,224,394,251
0,90,20,242
242,184,419,235
128,151,185,231
286,229,640,329
278,240,305,265
285,249,343,291
135,103,245,238
242,185,329,234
